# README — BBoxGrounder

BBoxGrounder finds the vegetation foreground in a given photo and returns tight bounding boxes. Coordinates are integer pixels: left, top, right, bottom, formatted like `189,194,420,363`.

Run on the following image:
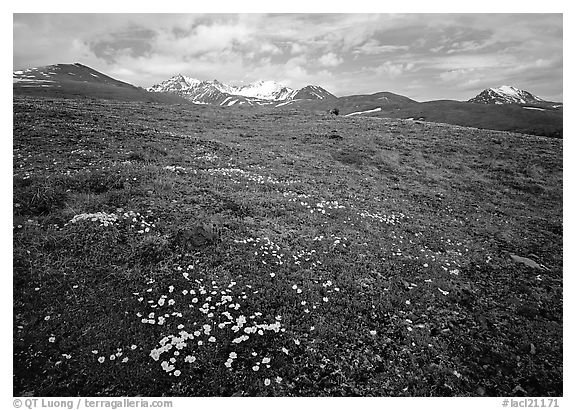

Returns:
13,96,562,396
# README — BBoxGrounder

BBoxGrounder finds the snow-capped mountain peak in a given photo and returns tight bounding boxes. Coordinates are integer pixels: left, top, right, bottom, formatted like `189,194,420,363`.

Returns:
234,80,291,100
147,75,334,105
469,85,544,105
491,85,522,96
490,85,543,102
147,74,202,93
292,85,336,100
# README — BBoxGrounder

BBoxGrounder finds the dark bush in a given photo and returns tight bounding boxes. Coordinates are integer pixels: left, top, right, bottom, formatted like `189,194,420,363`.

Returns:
14,178,68,216
133,235,171,264
66,169,126,194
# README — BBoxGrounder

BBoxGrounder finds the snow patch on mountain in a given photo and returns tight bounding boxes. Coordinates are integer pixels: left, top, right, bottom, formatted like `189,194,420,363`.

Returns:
489,86,543,103
232,80,295,101
275,100,297,108
344,107,382,117
524,107,546,111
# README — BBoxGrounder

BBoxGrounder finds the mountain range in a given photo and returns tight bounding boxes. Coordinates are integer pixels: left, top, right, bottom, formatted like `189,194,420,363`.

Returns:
146,74,336,106
13,63,563,138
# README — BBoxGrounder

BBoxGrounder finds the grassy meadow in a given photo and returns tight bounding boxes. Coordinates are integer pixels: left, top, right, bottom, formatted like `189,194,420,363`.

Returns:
13,96,562,396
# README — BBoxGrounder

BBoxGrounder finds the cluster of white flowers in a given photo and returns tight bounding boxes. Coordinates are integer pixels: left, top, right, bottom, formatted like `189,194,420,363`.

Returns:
68,212,118,227
395,236,468,277
95,347,130,364
121,210,156,234
150,333,190,363
312,234,348,243
164,165,187,173
195,153,219,162
140,277,288,378
316,200,345,210
70,149,94,155
234,236,285,267
203,167,298,186
358,210,406,225
283,192,345,215
225,352,237,368
292,248,321,268
67,209,156,234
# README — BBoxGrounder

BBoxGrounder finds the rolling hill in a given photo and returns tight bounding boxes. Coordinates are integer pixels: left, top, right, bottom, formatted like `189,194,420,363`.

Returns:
13,63,188,104
366,100,563,138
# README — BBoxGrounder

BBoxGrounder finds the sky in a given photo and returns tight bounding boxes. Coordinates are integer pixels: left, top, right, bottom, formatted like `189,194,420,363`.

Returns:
13,13,563,102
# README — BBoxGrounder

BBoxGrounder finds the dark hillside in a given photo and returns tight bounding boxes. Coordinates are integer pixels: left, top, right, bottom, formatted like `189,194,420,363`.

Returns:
366,101,562,138
13,63,188,104
284,95,562,138
394,101,561,138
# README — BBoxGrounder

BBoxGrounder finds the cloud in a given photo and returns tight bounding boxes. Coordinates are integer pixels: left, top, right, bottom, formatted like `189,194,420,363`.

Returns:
12,13,562,101
426,53,517,71
445,40,486,54
353,39,409,55
150,22,252,58
318,52,342,67
259,42,282,55
89,28,156,63
438,68,481,83
290,42,306,55
372,62,414,78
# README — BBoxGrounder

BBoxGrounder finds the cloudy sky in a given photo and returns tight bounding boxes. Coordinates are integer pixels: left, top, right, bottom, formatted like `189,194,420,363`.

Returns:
13,13,563,101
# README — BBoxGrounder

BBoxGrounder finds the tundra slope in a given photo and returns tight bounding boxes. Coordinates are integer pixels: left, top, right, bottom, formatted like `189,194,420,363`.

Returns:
13,95,562,396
